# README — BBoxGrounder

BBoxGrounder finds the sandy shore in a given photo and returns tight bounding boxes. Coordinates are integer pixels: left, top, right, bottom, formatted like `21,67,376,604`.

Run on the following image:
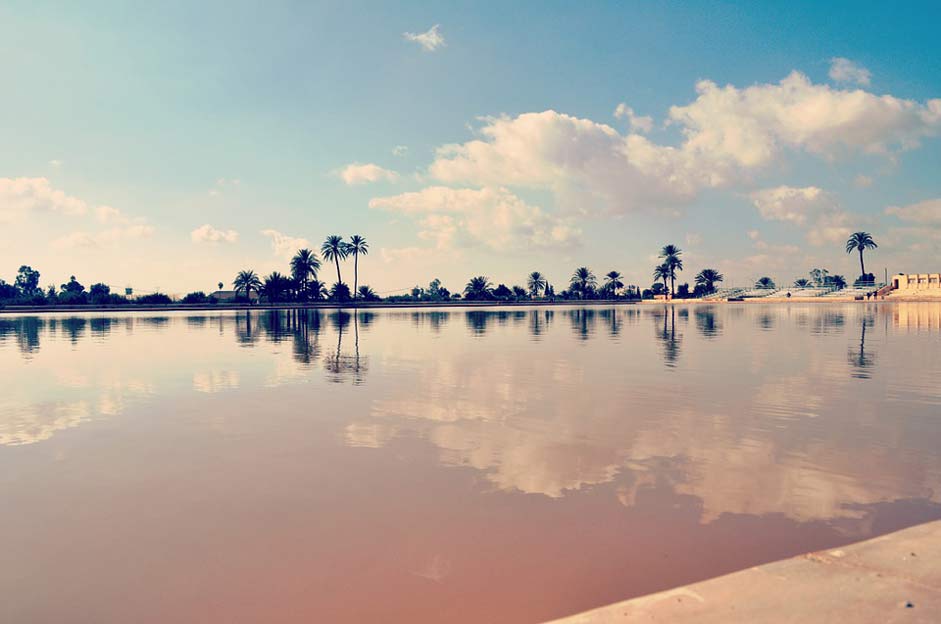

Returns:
545,519,941,623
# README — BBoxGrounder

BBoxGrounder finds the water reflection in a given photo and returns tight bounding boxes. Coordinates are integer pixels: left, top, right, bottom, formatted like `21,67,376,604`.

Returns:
848,314,877,379
654,306,683,367
2,303,941,624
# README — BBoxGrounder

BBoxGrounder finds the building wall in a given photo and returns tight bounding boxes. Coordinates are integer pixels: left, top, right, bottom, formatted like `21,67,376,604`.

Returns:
891,273,941,291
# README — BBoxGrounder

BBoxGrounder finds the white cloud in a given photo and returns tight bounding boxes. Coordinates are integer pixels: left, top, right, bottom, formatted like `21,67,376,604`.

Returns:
749,185,854,246
392,145,409,157
403,24,445,52
613,103,654,133
369,186,581,251
749,186,836,226
806,211,854,246
427,74,941,217
191,223,239,244
260,229,310,260
885,198,941,225
338,162,400,185
0,177,88,222
48,159,63,167
829,57,872,86
669,71,940,167
52,224,155,250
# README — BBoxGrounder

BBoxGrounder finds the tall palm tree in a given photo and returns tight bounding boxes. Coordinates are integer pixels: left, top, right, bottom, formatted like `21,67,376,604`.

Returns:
570,267,596,299
464,276,493,300
695,268,723,294
321,235,349,286
347,235,369,297
233,270,262,303
653,264,671,295
290,248,321,299
845,231,878,280
604,271,624,297
527,271,546,298
659,244,683,296
262,271,292,303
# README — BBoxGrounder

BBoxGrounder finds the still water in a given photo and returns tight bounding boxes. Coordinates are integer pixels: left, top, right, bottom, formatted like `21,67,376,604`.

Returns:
2,303,940,623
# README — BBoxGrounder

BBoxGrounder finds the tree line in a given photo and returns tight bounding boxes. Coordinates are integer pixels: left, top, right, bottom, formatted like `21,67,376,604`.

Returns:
0,231,879,307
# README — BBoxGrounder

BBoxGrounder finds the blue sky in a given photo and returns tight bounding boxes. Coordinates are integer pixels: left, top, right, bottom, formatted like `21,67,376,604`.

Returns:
2,1,940,295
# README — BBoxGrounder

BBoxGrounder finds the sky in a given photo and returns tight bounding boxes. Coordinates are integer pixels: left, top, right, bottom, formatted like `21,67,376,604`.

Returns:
2,0,940,296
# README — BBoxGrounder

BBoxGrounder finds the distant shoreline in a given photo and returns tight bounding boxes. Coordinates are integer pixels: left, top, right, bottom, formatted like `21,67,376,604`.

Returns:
2,296,939,315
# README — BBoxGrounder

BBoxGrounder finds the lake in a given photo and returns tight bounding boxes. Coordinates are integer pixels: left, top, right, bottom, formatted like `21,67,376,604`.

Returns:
2,302,940,623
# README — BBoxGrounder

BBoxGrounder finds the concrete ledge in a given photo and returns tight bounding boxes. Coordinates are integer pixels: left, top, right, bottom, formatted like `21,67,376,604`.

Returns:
545,520,941,623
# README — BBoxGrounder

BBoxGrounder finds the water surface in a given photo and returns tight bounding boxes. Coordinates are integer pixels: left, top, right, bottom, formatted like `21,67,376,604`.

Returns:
2,303,940,623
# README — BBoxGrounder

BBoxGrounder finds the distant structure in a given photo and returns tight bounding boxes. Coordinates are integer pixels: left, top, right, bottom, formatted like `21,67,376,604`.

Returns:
890,273,941,295
125,287,133,296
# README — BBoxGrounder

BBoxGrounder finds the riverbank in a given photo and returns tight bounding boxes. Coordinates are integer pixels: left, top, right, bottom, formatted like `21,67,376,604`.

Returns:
545,519,941,623
0,299,640,315
3,295,940,315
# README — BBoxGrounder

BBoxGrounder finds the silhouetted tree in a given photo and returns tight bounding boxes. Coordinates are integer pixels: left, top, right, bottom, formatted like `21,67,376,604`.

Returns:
347,235,368,297
845,232,878,281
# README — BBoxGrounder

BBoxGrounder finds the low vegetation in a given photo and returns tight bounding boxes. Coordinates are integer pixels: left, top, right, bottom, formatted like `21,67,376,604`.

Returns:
1,233,880,307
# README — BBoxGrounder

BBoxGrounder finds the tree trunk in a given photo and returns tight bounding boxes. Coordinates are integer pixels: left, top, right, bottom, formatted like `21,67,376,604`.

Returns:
353,253,359,298
335,257,342,286
858,248,865,279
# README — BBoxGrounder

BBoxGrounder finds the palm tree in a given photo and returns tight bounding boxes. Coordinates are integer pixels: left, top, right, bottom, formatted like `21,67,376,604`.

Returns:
845,232,878,280
347,235,369,297
265,272,292,302
357,285,378,301
831,275,847,289
755,276,776,289
570,267,597,299
321,235,349,286
794,278,811,288
695,268,724,294
659,244,684,296
653,264,671,296
604,271,624,297
527,271,546,298
464,276,493,300
290,248,321,299
308,279,327,301
233,270,262,303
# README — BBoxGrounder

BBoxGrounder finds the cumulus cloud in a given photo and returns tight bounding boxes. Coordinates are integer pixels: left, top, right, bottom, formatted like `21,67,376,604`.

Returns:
613,103,654,133
392,145,409,157
885,198,941,225
749,186,837,226
0,177,88,222
261,229,310,260
191,223,239,244
369,186,581,251
829,57,872,86
403,24,445,52
426,73,941,217
750,185,854,245
669,71,940,167
338,162,400,185
52,224,155,250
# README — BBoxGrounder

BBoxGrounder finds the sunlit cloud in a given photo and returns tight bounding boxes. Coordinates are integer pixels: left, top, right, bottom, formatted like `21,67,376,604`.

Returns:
191,223,239,244
403,24,445,52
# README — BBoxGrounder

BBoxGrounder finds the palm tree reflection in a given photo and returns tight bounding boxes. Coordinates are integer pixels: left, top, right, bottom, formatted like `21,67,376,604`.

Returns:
848,314,877,378
323,311,368,384
656,306,682,367
695,307,722,338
